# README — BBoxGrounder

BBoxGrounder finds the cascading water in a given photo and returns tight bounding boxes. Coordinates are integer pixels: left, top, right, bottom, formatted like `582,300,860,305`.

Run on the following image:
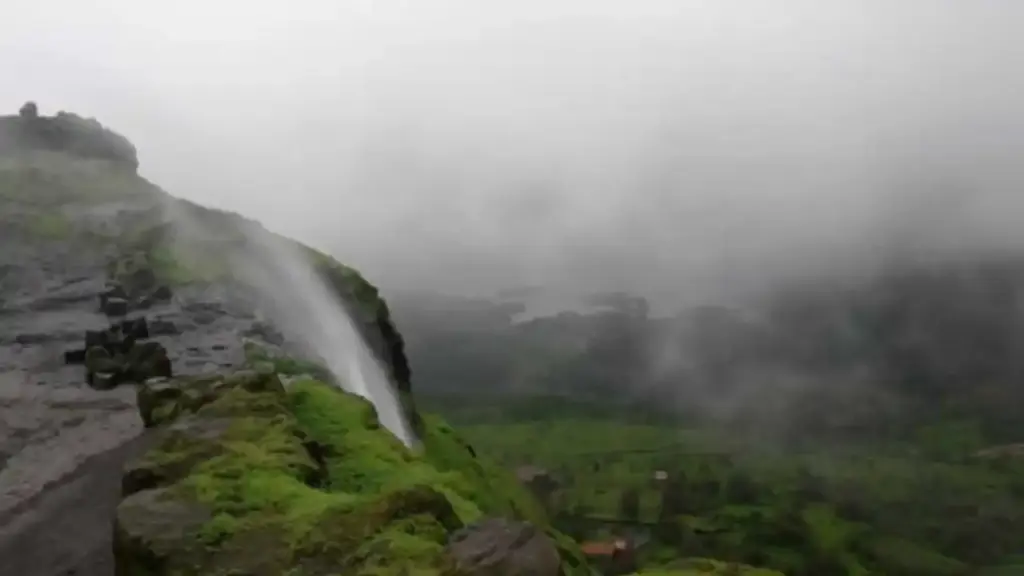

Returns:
236,226,416,447
161,198,415,446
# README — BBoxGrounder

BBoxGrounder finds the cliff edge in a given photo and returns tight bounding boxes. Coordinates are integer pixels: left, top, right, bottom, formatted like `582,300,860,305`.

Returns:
0,103,587,575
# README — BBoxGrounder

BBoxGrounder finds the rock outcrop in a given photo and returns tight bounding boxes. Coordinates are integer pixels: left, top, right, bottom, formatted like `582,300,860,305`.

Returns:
445,518,563,576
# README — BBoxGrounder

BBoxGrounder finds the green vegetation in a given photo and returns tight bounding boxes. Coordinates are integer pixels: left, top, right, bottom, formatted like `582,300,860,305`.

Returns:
119,368,588,576
637,558,784,575
390,266,1024,574
445,408,1024,576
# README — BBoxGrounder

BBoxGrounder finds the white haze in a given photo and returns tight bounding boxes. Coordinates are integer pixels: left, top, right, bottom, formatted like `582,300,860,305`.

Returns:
3,1,1024,311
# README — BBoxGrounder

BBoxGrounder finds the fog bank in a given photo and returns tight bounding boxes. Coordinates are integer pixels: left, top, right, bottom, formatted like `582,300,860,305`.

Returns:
3,1,1024,309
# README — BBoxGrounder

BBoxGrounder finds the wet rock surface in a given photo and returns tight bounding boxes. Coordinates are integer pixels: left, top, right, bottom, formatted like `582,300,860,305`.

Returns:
0,215,261,576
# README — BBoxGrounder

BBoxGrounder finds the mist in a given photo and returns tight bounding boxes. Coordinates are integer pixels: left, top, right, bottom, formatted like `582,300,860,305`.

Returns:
3,1,1024,311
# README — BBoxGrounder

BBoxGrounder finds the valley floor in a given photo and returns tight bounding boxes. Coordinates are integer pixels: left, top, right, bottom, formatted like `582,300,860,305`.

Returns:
447,408,1024,576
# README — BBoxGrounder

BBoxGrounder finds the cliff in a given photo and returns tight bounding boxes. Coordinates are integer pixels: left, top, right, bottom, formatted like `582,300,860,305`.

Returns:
0,105,588,576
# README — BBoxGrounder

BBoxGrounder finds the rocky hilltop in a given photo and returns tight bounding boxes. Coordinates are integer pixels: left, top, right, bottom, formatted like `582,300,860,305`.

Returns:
0,104,587,576
0,102,138,172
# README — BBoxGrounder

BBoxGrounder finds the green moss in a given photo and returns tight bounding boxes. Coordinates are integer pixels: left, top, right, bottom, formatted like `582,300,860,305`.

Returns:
420,413,548,525
120,372,588,575
242,341,336,384
286,379,482,521
303,247,382,312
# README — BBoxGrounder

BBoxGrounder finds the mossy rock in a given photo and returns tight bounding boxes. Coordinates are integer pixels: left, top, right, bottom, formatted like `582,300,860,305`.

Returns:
117,369,590,576
114,488,212,575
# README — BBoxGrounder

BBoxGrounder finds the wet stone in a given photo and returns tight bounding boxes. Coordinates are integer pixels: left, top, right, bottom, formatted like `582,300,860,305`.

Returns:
64,348,86,365
151,285,172,302
128,268,157,292
103,297,129,316
120,317,149,340
85,329,104,349
89,371,120,391
149,320,179,336
85,346,120,374
100,284,128,302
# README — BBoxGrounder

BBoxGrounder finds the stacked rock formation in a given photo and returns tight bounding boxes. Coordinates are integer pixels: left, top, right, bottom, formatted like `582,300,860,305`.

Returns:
62,271,176,390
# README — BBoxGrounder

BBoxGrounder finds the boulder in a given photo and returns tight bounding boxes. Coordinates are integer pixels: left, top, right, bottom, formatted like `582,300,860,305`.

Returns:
121,316,150,340
149,319,179,336
444,518,562,576
127,267,157,294
151,285,173,302
83,338,171,390
85,346,120,374
63,348,86,364
123,341,172,383
113,488,211,575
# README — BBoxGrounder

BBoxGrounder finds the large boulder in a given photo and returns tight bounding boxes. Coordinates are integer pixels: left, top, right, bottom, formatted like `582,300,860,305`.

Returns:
444,518,562,576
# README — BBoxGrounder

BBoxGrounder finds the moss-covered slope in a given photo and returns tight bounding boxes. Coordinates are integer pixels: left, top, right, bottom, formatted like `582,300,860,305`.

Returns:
117,367,588,575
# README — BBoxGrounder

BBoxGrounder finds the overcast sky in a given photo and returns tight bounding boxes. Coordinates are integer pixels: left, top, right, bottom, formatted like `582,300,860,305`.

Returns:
3,1,1024,309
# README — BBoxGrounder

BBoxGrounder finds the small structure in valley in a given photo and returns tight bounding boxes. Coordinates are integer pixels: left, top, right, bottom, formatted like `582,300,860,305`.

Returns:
579,537,640,576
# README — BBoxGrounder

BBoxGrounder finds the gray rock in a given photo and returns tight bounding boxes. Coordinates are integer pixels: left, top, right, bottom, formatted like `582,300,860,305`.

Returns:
102,297,128,316
445,518,561,576
113,488,211,572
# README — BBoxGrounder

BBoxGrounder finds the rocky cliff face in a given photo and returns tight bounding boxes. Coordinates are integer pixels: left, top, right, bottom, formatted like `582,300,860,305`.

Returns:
0,107,587,576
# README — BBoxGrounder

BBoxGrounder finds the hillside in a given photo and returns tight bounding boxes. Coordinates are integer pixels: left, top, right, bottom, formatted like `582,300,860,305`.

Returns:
0,104,591,576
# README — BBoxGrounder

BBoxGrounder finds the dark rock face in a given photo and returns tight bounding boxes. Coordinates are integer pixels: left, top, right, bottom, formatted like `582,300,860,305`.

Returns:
445,518,562,576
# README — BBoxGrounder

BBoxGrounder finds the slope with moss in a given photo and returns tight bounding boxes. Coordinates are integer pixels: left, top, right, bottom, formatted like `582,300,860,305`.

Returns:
116,360,589,576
